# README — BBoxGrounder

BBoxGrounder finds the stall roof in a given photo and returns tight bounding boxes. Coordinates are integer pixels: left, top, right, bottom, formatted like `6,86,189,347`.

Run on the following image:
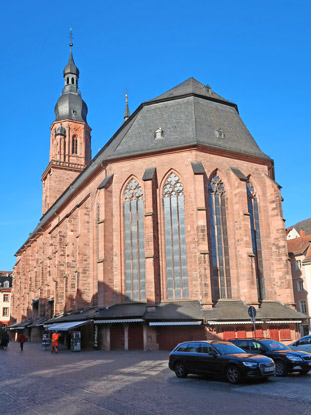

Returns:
45,321,89,331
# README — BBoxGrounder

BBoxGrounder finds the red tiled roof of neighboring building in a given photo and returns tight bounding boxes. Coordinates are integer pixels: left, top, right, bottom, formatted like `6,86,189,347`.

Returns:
287,234,311,255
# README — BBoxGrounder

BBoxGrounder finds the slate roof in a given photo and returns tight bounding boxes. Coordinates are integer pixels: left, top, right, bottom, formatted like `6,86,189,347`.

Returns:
204,300,307,322
45,308,97,324
9,318,33,329
151,77,231,104
97,78,270,161
143,301,204,321
94,303,147,319
256,301,307,320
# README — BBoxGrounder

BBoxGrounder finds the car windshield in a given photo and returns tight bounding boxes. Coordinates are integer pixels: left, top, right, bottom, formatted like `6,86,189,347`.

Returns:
213,343,246,355
260,340,290,351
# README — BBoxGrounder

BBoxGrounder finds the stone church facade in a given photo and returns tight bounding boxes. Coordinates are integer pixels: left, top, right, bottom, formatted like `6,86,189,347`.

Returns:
11,44,306,350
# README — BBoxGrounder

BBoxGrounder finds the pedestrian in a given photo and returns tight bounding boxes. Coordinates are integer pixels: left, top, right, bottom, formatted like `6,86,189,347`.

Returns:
0,330,9,349
18,333,26,351
51,331,60,353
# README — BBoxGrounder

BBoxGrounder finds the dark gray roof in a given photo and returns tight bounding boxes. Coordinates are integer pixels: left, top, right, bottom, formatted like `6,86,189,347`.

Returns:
28,317,47,328
257,301,307,320
63,46,79,77
191,162,205,175
96,77,270,162
0,274,12,288
54,45,87,123
54,93,88,123
231,167,247,181
144,301,204,321
45,308,97,324
94,303,147,319
151,77,231,104
9,318,33,329
55,125,66,136
97,174,113,190
142,167,156,181
204,300,307,322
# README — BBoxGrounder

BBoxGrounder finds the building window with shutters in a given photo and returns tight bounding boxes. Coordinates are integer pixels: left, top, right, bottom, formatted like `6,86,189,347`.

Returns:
208,173,232,300
247,181,266,301
163,173,188,300
123,178,146,301
3,294,9,302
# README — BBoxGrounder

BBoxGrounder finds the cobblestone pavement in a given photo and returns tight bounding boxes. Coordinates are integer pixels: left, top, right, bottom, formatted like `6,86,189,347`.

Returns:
1,342,311,415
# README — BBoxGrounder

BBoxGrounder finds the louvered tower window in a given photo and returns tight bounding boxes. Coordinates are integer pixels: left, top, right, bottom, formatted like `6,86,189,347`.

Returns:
247,181,266,301
123,179,146,301
208,173,232,300
163,173,188,300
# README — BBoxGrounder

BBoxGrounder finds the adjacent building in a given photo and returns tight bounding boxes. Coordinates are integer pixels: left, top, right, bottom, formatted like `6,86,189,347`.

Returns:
287,229,311,335
0,271,12,327
11,43,306,350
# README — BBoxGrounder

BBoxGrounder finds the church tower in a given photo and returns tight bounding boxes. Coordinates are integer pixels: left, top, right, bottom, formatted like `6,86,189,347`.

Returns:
41,41,91,215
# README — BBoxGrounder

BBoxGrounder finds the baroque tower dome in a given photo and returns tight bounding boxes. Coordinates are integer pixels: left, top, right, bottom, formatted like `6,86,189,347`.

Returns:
54,43,88,123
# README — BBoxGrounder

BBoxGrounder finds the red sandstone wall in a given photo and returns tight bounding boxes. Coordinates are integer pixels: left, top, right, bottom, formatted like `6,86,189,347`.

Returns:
12,148,293,322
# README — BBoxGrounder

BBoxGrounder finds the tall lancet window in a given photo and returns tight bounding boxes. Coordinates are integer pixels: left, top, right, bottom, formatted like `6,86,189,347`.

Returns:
247,181,266,301
124,179,146,301
163,173,188,300
208,173,232,300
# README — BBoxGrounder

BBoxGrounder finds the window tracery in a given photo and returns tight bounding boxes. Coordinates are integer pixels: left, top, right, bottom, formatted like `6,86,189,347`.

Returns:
247,181,265,301
123,179,146,301
208,173,232,300
163,173,188,300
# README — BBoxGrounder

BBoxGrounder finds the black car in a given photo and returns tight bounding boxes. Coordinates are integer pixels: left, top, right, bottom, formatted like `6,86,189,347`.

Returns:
168,340,275,384
230,338,311,376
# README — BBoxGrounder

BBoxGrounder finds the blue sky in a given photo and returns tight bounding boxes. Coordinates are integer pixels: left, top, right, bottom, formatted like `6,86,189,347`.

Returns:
0,0,310,270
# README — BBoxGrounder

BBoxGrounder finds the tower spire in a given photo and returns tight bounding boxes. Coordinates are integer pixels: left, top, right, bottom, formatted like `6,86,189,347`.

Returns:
124,92,130,121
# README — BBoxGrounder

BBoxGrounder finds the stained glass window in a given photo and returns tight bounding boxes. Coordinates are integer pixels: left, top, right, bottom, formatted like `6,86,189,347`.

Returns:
208,173,232,300
124,179,146,301
247,181,266,301
163,173,188,300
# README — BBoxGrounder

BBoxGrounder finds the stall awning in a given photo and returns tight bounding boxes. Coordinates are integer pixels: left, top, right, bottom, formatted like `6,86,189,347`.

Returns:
207,320,302,326
45,321,89,331
95,318,144,324
149,321,202,326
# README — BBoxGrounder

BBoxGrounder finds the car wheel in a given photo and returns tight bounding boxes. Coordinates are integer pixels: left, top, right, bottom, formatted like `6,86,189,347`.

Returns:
225,365,241,384
275,360,287,376
174,361,187,378
300,369,309,375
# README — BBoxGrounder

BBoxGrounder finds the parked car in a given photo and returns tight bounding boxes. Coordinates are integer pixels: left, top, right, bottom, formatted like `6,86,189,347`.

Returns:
230,338,311,376
168,340,275,384
289,335,311,353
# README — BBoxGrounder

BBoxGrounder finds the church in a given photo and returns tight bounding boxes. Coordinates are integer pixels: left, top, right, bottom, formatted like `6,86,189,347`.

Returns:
11,43,306,350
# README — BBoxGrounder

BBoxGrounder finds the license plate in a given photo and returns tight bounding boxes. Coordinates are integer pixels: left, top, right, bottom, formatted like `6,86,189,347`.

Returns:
264,367,274,372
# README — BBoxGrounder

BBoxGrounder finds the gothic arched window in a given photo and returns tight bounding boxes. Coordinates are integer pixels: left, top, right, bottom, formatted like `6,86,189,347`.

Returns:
163,173,188,300
247,181,266,301
208,173,232,300
72,136,78,154
124,179,146,301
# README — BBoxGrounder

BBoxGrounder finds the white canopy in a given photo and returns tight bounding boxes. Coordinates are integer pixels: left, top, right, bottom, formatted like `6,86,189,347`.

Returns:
45,321,88,331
